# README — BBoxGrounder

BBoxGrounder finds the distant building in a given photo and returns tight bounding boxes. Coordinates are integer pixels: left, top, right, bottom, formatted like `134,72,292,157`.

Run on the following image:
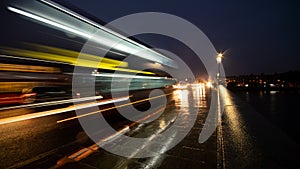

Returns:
226,71,300,91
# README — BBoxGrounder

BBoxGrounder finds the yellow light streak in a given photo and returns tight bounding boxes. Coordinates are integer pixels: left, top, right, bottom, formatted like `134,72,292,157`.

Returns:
0,63,60,73
0,82,38,93
0,47,154,75
24,43,127,67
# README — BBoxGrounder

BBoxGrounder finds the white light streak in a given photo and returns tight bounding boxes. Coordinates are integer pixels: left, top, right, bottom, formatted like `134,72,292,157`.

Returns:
36,0,176,67
0,95,103,111
0,96,128,125
91,73,167,80
7,6,92,39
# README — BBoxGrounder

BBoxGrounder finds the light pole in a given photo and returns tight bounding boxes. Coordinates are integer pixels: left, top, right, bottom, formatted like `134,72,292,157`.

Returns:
216,53,223,84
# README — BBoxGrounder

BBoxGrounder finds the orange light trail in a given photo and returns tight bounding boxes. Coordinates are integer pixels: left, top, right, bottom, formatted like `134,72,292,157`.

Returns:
57,93,172,123
54,104,168,167
0,96,129,125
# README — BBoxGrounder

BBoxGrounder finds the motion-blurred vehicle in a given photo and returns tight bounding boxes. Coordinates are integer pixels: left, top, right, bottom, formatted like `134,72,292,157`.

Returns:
172,81,189,89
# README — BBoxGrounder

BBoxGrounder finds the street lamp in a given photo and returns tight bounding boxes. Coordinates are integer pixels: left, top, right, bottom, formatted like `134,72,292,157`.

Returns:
216,53,223,84
216,53,223,64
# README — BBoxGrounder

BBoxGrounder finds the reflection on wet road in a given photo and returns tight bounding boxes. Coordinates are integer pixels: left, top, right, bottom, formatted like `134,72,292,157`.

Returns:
219,85,299,169
0,85,218,169
2,85,297,169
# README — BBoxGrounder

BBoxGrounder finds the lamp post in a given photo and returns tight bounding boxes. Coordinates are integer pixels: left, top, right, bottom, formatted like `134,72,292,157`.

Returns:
216,53,223,84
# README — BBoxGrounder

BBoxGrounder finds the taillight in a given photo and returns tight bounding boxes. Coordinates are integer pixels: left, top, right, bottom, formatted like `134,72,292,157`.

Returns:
20,93,37,98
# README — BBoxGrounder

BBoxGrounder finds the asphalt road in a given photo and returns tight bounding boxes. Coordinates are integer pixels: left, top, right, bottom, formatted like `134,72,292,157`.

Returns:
0,86,217,169
1,86,299,169
218,85,299,169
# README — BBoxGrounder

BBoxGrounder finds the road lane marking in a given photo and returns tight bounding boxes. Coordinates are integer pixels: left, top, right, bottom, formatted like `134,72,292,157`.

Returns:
53,104,171,168
52,126,130,168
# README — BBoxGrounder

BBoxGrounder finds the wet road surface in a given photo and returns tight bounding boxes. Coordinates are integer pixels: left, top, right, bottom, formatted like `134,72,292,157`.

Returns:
218,85,299,169
1,85,298,169
0,86,217,169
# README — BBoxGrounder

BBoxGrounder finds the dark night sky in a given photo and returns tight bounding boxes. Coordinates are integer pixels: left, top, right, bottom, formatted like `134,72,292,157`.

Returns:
62,0,300,76
1,0,299,76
